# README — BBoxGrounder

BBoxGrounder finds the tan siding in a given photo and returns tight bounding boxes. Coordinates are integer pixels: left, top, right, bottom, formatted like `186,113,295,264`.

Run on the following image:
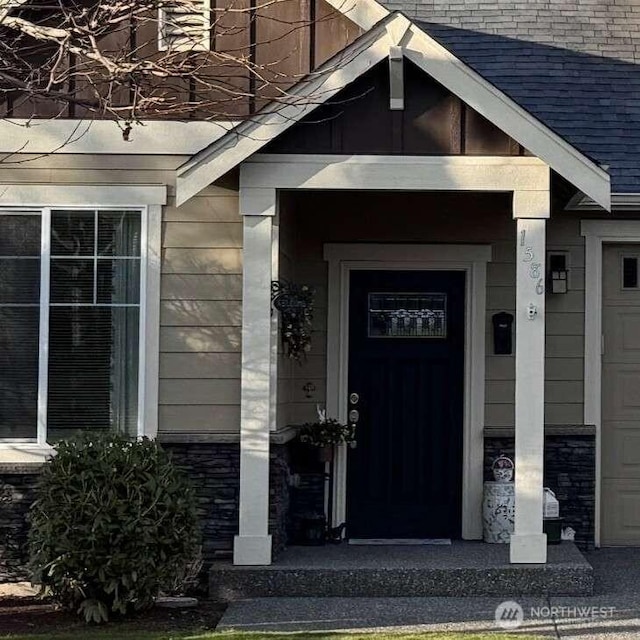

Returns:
161,274,242,300
276,205,297,429
161,300,242,326
159,405,240,432
159,192,243,436
162,248,242,274
163,223,242,248
0,157,244,438
159,379,241,405
545,357,584,381
159,353,241,379
278,193,588,430
160,326,241,353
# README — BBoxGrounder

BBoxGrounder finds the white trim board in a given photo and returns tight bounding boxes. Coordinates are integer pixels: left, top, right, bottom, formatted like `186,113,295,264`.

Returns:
0,193,162,463
0,119,237,155
568,193,640,212
0,184,167,206
581,220,640,548
176,12,610,210
235,152,547,563
240,154,551,219
323,244,491,540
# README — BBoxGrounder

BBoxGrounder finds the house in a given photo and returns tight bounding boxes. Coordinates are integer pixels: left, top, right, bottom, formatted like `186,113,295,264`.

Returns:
1,0,639,578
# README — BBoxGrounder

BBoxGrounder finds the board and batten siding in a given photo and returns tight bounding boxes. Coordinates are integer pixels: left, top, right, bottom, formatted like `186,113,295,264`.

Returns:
159,188,243,436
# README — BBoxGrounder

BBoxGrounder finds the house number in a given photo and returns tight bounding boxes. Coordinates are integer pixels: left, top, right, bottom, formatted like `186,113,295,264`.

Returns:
520,229,545,295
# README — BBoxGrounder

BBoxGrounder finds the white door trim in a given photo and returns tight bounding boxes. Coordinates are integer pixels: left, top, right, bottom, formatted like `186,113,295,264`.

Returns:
581,219,640,548
323,243,491,540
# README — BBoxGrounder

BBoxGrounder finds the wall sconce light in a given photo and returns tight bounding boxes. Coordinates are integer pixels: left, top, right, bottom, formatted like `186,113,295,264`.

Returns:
548,252,569,294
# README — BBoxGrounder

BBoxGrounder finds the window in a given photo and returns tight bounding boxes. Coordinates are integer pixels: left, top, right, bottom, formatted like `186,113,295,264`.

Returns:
368,293,447,338
0,208,145,443
622,256,639,290
159,0,211,52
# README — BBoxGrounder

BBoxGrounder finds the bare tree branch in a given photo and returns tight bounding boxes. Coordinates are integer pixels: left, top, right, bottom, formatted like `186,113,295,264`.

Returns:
0,0,353,128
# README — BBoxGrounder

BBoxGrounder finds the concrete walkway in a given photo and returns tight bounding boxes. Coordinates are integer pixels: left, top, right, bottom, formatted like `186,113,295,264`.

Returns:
216,549,640,638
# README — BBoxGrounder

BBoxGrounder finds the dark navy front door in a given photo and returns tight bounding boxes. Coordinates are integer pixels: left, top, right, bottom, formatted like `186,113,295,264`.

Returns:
347,270,465,539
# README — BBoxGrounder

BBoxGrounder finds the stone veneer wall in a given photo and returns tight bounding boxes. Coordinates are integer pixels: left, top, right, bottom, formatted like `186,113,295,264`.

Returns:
163,442,291,562
0,442,294,579
484,434,596,550
0,467,41,581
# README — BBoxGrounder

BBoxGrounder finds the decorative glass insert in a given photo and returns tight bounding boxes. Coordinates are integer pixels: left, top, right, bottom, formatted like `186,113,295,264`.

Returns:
622,256,639,290
368,293,447,338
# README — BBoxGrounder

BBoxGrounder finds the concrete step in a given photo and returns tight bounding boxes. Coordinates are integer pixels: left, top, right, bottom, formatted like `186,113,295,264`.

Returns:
210,541,594,601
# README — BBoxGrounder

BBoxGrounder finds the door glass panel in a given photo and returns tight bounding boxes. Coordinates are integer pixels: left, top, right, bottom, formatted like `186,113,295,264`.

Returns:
368,292,447,338
622,256,639,290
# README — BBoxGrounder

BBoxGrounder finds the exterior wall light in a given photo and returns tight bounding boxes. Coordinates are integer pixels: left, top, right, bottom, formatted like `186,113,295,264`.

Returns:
548,252,569,294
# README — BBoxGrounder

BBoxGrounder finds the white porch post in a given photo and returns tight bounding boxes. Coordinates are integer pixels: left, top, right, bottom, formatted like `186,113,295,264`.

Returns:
510,212,548,564
234,210,274,565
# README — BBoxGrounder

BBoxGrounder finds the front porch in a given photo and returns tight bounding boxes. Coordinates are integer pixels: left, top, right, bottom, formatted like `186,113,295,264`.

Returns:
210,541,593,600
235,161,556,567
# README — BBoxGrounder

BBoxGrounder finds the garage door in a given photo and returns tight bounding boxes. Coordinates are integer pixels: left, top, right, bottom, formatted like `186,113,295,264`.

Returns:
602,244,640,545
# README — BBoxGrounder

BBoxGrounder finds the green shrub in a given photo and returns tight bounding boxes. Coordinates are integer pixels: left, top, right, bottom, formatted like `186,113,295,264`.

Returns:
28,433,200,623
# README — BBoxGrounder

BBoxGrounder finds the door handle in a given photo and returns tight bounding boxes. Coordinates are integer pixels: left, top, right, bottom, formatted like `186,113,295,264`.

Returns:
349,409,360,423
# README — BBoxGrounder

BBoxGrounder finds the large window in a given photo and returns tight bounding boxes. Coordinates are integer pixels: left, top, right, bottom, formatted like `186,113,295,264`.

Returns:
0,208,144,442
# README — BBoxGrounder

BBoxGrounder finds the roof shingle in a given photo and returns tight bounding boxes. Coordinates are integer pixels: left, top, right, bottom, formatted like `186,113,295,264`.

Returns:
380,0,640,191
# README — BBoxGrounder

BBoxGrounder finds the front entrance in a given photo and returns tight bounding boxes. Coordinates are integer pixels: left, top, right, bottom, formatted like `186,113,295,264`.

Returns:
346,270,465,539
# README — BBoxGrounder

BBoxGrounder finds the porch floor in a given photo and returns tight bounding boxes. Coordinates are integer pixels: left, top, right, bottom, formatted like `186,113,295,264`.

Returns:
209,541,593,600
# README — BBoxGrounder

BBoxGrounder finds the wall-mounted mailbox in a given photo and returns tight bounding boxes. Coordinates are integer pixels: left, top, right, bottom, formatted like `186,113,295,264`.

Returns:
492,312,514,355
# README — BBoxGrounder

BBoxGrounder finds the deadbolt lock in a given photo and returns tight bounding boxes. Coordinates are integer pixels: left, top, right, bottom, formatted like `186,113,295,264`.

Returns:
348,409,360,423
349,392,359,405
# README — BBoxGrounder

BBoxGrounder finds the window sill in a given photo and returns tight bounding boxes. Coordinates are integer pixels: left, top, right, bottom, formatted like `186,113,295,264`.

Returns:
0,444,54,465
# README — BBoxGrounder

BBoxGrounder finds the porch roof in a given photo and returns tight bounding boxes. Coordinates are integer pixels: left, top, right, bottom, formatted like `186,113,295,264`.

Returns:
175,10,610,211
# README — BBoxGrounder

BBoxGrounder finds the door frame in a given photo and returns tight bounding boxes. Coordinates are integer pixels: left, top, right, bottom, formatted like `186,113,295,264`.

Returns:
324,243,492,540
582,220,640,547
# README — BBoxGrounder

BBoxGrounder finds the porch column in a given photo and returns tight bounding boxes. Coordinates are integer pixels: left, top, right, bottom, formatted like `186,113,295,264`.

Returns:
234,202,275,565
510,200,548,563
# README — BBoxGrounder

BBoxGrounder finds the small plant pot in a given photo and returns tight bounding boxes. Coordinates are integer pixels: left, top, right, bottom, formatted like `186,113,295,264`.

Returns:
317,445,334,463
299,515,327,546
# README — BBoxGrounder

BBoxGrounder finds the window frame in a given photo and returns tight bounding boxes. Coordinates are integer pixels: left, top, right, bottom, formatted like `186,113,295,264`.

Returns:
0,200,161,456
158,0,211,52
621,254,640,291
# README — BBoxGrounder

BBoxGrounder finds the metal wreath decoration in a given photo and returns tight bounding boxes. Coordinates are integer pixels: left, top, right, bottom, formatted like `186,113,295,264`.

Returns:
271,280,315,363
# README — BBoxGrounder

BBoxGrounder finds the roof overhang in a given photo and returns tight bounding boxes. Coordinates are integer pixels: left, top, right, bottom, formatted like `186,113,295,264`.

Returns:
176,7,611,210
567,192,640,212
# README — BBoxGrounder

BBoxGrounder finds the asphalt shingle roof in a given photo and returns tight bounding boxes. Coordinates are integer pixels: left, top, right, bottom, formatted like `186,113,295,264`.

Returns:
380,1,640,192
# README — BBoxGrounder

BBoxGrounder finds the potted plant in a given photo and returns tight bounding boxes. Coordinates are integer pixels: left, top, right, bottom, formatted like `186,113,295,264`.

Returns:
298,413,356,463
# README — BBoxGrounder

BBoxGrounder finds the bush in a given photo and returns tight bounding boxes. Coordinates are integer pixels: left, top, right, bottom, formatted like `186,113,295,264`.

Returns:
28,433,200,623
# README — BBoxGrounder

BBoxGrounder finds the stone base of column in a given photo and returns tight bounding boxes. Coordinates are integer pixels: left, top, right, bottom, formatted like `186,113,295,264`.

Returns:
510,533,547,564
233,534,273,566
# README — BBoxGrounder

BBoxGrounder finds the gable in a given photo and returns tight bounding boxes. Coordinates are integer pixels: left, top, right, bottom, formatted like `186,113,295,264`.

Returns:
265,59,524,157
176,12,610,208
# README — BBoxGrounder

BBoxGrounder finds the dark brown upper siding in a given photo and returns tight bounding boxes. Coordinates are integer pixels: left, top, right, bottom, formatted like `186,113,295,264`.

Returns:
3,0,360,120
264,60,524,156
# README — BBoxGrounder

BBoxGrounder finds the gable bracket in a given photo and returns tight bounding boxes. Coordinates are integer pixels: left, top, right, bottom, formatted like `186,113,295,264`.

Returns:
388,46,404,111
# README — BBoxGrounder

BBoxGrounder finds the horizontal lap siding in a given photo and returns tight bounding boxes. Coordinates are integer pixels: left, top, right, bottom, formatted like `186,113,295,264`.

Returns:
486,216,585,427
0,155,246,437
159,191,243,436
281,193,586,431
